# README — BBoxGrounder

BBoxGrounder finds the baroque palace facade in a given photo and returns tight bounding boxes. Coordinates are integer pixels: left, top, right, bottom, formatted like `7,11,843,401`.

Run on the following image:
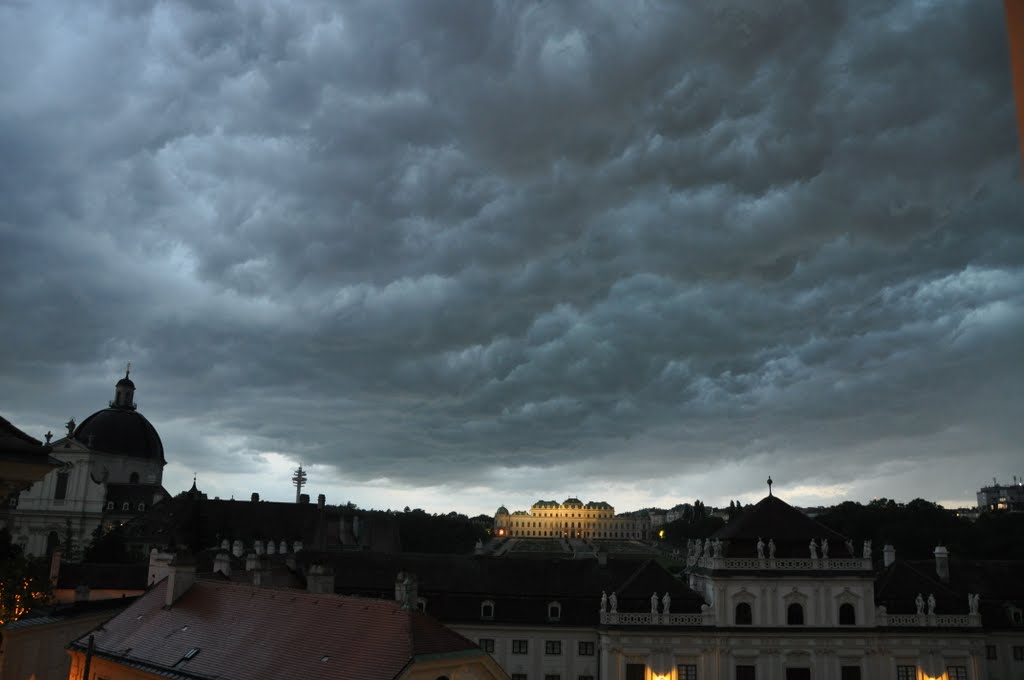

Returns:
494,497,651,539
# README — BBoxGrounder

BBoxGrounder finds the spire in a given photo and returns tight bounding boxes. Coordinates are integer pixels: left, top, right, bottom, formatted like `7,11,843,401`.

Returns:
767,476,773,497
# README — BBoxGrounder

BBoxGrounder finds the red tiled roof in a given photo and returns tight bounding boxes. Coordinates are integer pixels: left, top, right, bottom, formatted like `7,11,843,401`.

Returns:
70,578,484,680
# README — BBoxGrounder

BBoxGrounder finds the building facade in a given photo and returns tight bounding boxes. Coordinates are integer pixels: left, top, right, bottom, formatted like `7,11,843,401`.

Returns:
0,371,167,559
495,498,650,539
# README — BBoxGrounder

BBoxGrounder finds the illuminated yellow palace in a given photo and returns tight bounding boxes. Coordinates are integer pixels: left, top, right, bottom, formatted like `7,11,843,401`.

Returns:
493,498,648,539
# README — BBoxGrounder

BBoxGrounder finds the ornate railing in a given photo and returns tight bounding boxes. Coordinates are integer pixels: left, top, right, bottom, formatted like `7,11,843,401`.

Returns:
600,611,712,626
880,613,980,627
690,556,872,571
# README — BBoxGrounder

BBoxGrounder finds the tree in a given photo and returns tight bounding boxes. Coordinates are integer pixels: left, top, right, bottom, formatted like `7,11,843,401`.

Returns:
0,529,52,624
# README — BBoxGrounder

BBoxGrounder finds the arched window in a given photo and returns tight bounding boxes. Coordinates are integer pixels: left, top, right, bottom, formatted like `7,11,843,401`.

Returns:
129,472,139,484
106,501,114,510
548,601,562,621
481,600,495,620
839,602,856,625
735,602,753,625
138,502,146,511
787,602,805,625
122,502,130,511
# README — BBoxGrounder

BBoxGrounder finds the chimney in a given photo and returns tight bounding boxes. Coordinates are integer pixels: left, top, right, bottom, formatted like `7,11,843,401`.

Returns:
299,493,310,504
934,545,950,583
395,571,418,609
883,544,896,567
318,494,326,509
307,564,335,594
213,552,231,577
165,556,196,607
251,492,259,502
74,584,91,602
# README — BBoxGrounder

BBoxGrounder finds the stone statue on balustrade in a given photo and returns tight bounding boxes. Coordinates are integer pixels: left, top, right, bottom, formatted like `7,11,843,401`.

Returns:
915,593,925,615
768,538,776,559
651,592,659,614
809,538,818,559
969,593,980,615
601,591,608,613
609,591,618,613
927,593,936,615
862,539,872,559
821,538,829,559
713,539,723,558
703,538,711,557
756,537,765,559
662,592,671,614
845,539,854,556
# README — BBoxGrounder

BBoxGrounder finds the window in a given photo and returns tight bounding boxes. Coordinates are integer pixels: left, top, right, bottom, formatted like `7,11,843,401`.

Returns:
512,675,527,680
129,472,139,484
840,667,861,680
106,501,114,510
481,601,495,620
54,472,69,500
735,665,756,680
548,601,561,621
1014,645,1024,660
896,666,916,680
122,502,130,511
579,676,595,680
786,603,804,625
785,670,809,680
578,641,595,656
545,640,561,655
479,639,495,653
946,667,967,680
8,496,17,508
544,675,560,680
678,664,697,680
735,602,752,625
138,503,145,511
512,640,528,654
987,645,997,660
626,664,645,680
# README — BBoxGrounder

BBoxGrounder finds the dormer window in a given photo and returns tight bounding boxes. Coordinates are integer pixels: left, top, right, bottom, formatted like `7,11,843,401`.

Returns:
138,502,146,511
106,501,114,510
481,600,495,620
548,601,561,621
122,502,130,511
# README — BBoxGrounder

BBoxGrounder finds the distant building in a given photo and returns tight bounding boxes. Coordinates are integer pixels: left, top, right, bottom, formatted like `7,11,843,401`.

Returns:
0,370,168,559
494,498,650,539
977,478,1024,512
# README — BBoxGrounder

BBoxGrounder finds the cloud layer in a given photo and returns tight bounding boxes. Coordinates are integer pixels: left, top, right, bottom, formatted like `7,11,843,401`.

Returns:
2,0,1021,514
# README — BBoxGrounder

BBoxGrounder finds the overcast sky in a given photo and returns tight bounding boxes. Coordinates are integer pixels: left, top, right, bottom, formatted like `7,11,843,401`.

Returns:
2,0,1022,517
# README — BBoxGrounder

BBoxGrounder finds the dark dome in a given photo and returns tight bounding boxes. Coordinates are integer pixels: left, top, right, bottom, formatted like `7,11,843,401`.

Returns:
74,408,164,463
116,376,135,388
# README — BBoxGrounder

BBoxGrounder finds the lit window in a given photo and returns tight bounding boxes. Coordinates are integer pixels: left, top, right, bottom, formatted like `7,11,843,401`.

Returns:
512,639,528,654
545,640,561,655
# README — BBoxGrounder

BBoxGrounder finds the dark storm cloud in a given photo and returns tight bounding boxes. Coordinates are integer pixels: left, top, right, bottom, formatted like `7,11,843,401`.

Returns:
1,0,1021,509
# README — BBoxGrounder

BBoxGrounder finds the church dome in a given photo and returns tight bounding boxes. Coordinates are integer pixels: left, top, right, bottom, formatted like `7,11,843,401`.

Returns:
74,408,165,463
72,369,165,464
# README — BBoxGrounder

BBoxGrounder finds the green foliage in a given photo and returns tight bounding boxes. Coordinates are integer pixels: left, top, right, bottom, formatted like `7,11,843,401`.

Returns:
816,500,1024,560
395,509,489,553
0,529,52,624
